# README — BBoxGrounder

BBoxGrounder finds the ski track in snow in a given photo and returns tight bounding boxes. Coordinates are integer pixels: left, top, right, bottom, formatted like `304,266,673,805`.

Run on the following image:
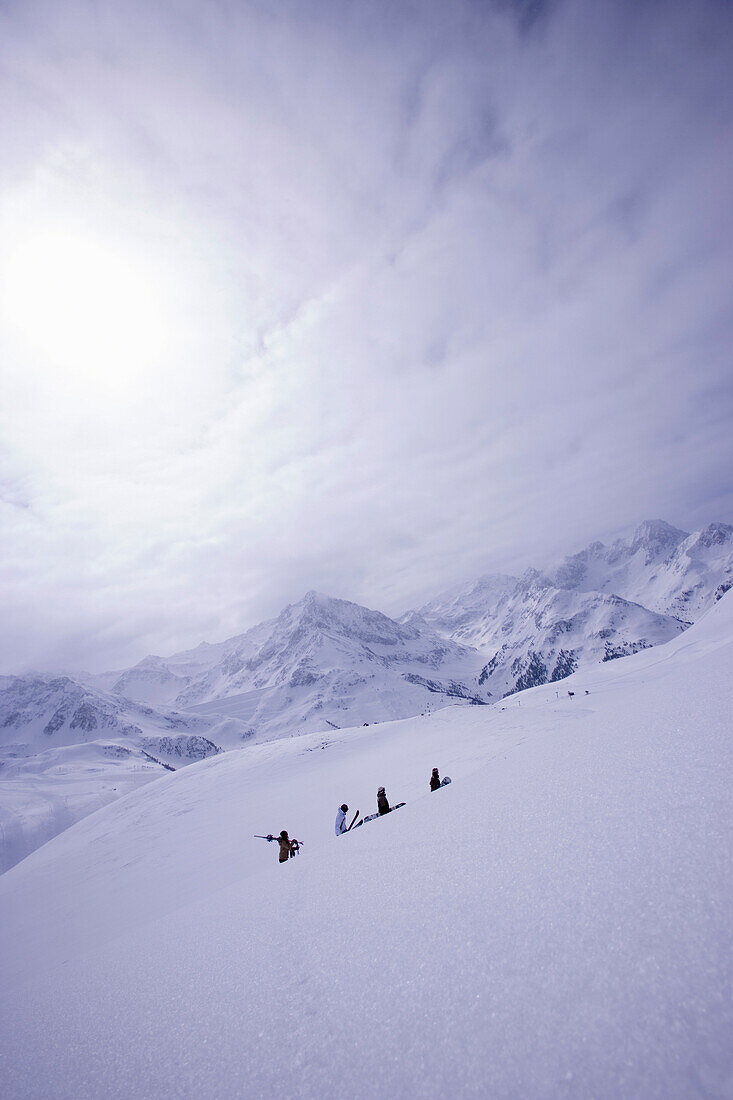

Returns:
0,597,731,1099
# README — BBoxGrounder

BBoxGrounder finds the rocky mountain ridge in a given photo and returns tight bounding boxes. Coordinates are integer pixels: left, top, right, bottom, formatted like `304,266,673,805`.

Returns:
408,519,732,696
0,673,250,763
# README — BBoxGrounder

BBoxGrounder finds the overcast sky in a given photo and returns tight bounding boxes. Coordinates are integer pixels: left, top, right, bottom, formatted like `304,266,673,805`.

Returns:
1,0,732,673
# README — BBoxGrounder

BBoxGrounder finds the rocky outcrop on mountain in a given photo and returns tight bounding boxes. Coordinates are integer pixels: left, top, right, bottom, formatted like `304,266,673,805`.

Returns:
467,585,684,698
0,676,144,744
138,735,220,764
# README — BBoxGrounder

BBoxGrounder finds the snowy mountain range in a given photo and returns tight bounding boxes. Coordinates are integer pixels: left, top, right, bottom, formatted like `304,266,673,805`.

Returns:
0,673,255,871
2,590,730,1098
0,673,241,751
406,579,685,697
82,519,731,722
1,517,731,871
407,519,731,697
86,589,487,733
548,519,733,615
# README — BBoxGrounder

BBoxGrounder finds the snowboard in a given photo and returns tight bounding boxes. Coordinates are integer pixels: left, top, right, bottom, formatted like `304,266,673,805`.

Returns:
440,776,452,787
355,802,406,827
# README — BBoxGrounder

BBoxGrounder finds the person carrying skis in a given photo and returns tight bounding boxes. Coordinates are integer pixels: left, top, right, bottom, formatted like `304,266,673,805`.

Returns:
430,767,441,792
264,830,294,863
377,786,391,816
255,831,302,859
335,804,349,836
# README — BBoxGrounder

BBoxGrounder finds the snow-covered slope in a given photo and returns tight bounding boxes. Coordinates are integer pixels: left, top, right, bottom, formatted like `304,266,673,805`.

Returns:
0,740,167,875
1,595,730,1099
0,595,491,872
107,655,191,706
0,596,488,870
403,571,517,639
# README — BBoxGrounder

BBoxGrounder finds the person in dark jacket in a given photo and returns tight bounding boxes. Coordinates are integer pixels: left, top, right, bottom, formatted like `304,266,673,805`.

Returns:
430,768,441,792
377,786,391,815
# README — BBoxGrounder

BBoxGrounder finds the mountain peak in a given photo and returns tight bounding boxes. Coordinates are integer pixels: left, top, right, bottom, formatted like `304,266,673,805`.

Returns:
279,590,415,647
630,519,688,553
691,522,733,550
290,590,358,622
133,655,167,671
301,589,330,607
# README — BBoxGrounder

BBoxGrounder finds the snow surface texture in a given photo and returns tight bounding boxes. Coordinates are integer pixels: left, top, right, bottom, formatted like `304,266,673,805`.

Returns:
1,594,731,1099
1,518,731,872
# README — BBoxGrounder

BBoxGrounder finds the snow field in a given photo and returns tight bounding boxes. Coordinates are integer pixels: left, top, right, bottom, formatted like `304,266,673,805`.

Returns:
0,596,731,1099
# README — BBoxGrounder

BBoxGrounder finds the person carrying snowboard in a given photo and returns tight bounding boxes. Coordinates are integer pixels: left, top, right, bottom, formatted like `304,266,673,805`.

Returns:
377,786,391,815
335,804,349,836
430,767,441,792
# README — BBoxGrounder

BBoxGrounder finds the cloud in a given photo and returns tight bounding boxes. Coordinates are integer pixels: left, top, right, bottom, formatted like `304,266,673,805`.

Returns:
0,0,732,671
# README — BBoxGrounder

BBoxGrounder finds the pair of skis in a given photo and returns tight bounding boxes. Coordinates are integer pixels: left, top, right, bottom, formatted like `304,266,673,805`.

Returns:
254,834,304,850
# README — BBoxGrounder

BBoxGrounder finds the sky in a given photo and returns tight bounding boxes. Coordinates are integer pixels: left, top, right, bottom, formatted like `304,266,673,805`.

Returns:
1,0,732,673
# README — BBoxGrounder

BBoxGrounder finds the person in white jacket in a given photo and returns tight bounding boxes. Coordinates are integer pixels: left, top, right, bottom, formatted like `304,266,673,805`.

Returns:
335,804,349,836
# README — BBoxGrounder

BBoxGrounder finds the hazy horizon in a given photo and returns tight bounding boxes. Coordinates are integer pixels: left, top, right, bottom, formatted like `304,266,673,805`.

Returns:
8,511,729,676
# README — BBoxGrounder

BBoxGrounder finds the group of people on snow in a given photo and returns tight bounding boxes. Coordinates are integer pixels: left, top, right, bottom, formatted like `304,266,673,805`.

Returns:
262,767,448,862
335,767,445,836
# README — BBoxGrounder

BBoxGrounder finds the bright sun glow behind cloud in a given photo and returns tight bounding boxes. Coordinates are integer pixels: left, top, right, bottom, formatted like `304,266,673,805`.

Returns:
2,227,168,386
0,0,731,675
